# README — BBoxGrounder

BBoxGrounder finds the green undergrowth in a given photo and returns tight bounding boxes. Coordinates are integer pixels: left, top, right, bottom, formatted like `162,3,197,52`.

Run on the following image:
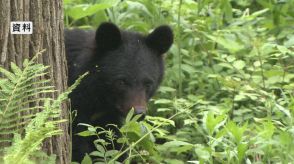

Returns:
65,0,294,163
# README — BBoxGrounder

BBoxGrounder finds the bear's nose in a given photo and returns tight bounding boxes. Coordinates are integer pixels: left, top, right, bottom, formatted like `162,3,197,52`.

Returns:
134,106,146,120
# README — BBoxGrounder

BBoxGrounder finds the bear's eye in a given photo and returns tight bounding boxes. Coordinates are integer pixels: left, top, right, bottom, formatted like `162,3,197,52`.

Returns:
144,81,153,90
115,79,127,88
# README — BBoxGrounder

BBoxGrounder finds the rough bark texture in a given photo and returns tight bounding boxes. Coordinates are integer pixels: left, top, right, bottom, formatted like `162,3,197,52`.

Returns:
0,0,69,163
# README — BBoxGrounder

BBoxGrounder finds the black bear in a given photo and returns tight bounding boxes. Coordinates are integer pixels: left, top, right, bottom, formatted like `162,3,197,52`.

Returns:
65,22,173,162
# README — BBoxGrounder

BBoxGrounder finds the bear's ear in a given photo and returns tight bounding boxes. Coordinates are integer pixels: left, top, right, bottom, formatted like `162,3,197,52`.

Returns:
95,22,122,51
146,25,173,55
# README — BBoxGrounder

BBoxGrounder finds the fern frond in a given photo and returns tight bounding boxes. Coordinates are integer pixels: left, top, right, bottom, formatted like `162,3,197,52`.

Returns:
0,49,88,163
0,51,54,149
2,71,88,164
3,99,63,164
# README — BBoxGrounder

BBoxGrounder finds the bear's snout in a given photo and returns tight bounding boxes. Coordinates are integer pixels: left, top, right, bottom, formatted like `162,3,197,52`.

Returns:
134,106,146,115
120,89,148,118
134,106,146,120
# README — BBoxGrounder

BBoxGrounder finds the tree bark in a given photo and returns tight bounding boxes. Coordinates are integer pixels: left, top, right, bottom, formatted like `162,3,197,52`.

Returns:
0,0,69,163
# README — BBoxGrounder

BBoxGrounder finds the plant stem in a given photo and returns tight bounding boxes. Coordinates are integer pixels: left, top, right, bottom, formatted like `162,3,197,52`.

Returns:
109,111,183,163
255,44,265,89
177,0,183,97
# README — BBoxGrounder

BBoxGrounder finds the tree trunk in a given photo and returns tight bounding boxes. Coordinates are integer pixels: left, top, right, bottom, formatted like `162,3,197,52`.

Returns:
0,0,69,163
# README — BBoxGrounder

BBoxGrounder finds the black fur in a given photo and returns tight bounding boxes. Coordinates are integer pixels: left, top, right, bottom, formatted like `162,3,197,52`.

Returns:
65,22,173,162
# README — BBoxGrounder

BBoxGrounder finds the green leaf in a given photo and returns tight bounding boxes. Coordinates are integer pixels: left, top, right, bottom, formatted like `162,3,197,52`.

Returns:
10,63,22,76
154,99,173,104
276,45,291,55
205,112,227,136
158,86,176,93
105,150,119,157
67,4,112,20
163,140,193,147
260,121,275,139
182,64,197,73
237,143,248,161
264,69,284,78
125,108,134,123
89,151,104,158
275,104,291,118
81,154,92,164
0,67,17,82
233,60,246,70
120,121,141,136
195,146,210,160
204,34,244,53
157,108,172,112
146,116,175,127
76,130,96,137
226,121,248,144
251,8,269,17
160,141,193,155
226,55,236,62
94,144,105,154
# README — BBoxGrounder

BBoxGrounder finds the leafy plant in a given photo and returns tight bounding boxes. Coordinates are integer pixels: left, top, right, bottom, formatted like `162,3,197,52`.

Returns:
64,0,294,163
0,51,86,164
74,108,185,164
0,50,53,148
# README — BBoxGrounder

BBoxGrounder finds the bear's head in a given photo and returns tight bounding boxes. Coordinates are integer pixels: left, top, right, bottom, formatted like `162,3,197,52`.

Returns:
85,22,173,118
